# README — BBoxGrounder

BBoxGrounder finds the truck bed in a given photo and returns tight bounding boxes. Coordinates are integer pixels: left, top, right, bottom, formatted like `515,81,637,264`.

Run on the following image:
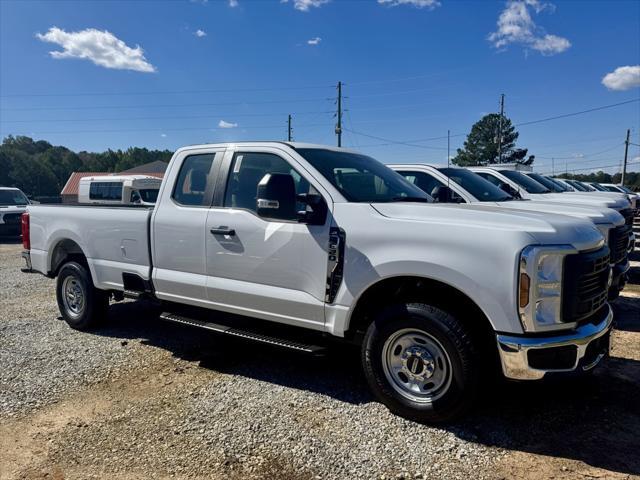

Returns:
28,204,153,290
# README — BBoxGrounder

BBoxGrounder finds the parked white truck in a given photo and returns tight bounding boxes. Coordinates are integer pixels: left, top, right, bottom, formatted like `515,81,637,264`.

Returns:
389,164,632,299
21,143,614,423
0,187,30,236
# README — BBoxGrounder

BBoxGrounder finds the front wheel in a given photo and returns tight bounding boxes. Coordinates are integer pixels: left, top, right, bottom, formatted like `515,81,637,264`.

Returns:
362,303,479,423
56,261,109,330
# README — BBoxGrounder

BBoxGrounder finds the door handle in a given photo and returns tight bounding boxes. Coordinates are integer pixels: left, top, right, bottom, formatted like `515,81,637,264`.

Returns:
210,226,235,236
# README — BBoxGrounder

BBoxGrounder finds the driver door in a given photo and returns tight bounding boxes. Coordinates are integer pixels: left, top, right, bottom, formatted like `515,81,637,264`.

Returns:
204,147,332,330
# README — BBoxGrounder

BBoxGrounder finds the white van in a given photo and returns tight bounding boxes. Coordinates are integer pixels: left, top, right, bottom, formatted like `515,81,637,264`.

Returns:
78,175,161,206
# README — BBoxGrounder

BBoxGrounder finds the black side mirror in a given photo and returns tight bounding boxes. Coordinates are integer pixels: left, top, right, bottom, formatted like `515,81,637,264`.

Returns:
296,193,328,225
431,185,454,203
256,173,297,221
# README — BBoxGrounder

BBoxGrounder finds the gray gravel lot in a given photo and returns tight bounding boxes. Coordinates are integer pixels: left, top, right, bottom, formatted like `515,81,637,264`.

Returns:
1,240,639,480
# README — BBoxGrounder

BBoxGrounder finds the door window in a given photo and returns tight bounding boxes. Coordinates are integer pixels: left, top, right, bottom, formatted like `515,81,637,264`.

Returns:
398,171,446,197
224,152,312,219
172,154,217,206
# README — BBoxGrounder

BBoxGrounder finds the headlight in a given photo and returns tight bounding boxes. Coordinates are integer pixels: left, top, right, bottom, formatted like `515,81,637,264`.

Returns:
596,224,612,245
518,245,577,332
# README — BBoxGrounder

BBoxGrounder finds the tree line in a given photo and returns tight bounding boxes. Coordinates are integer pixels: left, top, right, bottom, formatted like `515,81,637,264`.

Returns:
0,136,173,198
559,171,640,191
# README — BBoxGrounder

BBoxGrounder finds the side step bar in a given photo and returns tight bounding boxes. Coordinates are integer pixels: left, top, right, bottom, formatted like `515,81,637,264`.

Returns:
159,312,326,354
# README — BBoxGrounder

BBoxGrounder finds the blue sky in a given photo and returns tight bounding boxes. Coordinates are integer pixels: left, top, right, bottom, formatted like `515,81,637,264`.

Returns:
1,0,639,175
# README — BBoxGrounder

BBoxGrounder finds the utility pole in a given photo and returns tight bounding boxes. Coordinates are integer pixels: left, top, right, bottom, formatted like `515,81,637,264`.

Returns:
552,157,555,176
335,81,343,147
497,93,505,164
447,129,451,189
622,128,630,186
287,114,293,142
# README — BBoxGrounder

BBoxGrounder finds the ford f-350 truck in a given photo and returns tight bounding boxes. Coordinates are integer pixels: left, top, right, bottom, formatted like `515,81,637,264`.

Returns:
21,143,614,423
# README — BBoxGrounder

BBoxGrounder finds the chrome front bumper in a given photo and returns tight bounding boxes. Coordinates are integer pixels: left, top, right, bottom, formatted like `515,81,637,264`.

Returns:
496,306,613,380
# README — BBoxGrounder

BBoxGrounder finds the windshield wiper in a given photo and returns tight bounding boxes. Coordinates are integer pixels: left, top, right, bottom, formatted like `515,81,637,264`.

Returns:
390,196,431,203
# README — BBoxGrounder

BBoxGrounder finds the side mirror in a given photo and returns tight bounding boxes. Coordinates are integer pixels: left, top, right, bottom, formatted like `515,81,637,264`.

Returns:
256,173,297,221
431,185,454,203
296,193,328,225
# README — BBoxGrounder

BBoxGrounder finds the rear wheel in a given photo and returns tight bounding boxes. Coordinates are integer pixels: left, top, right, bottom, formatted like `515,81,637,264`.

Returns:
56,261,109,330
362,303,479,423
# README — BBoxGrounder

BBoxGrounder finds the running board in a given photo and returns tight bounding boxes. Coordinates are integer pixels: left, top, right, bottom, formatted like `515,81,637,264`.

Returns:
159,312,326,354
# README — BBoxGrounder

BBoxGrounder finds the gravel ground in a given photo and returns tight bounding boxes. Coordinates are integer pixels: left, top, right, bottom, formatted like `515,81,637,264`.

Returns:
1,239,639,480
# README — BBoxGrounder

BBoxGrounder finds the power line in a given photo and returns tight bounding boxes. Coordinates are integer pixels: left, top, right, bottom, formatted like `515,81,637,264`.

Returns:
0,111,334,124
514,99,640,128
536,142,625,160
0,122,333,136
0,84,334,98
0,97,333,112
539,160,640,175
344,99,640,149
343,128,448,150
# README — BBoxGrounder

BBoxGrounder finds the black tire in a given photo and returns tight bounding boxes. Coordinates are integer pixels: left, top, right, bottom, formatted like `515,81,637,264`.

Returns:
56,261,109,331
362,303,478,424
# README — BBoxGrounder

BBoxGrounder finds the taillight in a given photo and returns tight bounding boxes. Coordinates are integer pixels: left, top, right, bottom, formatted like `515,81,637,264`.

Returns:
21,213,30,250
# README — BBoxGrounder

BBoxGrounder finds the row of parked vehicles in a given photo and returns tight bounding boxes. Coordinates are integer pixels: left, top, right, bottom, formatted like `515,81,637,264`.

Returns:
17,142,638,423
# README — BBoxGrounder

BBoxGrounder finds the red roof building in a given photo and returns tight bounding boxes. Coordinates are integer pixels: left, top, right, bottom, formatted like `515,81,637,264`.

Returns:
61,162,167,203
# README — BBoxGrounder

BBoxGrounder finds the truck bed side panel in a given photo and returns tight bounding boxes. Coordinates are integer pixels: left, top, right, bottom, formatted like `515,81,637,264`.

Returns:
28,205,152,290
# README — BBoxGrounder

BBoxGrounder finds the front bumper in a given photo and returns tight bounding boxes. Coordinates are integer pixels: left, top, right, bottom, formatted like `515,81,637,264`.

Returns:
609,260,630,299
496,305,613,380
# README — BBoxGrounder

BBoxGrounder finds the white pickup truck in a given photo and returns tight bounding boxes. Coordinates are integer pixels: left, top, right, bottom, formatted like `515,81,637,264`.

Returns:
389,164,632,299
21,142,614,423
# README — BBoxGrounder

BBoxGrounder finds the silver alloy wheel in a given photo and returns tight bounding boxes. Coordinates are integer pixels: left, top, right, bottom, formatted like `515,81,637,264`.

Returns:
381,328,452,403
62,275,85,318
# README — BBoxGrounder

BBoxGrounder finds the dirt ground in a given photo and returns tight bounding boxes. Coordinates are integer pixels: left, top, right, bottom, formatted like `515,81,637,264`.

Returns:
1,239,639,480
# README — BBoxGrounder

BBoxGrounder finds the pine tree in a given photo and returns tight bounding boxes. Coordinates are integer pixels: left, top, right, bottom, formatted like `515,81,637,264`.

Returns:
452,113,534,166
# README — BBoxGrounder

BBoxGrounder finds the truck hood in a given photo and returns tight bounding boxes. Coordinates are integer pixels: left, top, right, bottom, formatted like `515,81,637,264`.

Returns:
371,203,603,251
529,193,629,210
487,200,625,226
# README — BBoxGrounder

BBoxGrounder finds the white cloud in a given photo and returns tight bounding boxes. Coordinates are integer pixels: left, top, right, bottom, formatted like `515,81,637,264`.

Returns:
228,0,239,7
602,65,640,91
307,37,322,45
160,133,167,137
218,120,238,129
488,1,570,56
195,29,207,38
36,27,156,72
377,0,440,9
281,0,329,12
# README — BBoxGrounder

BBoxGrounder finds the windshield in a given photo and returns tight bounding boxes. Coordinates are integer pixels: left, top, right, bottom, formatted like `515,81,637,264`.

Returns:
139,188,159,203
590,183,608,191
297,149,429,202
548,177,572,191
0,189,29,206
526,173,565,192
618,185,634,194
603,185,623,193
565,179,588,191
438,167,513,202
499,170,551,194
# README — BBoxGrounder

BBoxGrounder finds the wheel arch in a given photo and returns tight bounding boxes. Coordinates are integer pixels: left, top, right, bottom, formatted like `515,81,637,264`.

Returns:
49,238,89,277
345,275,496,351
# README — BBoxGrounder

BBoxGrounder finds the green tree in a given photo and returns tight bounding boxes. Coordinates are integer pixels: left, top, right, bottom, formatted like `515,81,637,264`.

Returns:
452,113,534,167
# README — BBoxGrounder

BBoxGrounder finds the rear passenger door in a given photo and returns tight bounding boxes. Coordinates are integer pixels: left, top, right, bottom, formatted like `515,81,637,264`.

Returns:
204,147,332,330
152,148,224,306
